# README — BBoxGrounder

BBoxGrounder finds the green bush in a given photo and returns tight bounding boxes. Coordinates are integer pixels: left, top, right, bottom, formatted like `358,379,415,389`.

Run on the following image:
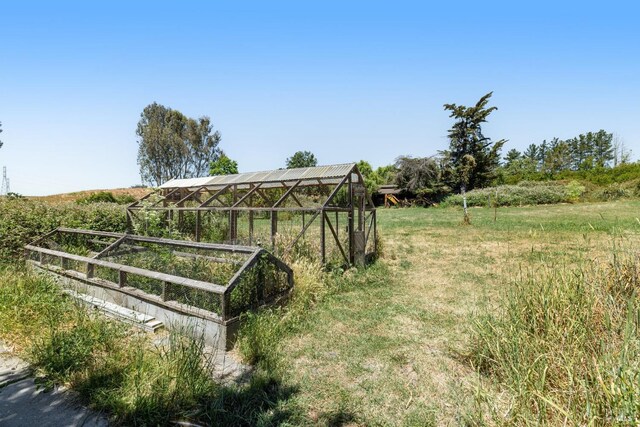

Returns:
0,198,127,261
76,191,136,205
441,181,571,207
588,182,632,201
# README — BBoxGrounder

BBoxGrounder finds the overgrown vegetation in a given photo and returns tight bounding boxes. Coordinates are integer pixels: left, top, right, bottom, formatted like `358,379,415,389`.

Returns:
4,192,640,424
441,180,578,207
0,267,299,426
75,191,136,205
0,197,127,260
469,248,640,424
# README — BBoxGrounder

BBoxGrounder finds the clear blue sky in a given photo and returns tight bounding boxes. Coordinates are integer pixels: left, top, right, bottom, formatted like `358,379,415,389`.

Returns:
1,1,638,195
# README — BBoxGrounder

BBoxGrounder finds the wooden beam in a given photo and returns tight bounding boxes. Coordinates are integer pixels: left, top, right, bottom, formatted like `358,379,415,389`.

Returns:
273,180,301,207
324,212,348,265
284,210,320,256
94,235,127,259
150,187,182,208
26,245,228,294
176,185,207,206
232,183,262,208
200,184,231,207
323,174,350,207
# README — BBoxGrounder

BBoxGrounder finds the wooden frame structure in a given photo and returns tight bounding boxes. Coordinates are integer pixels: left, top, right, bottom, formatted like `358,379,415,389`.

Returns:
25,228,294,325
127,163,377,266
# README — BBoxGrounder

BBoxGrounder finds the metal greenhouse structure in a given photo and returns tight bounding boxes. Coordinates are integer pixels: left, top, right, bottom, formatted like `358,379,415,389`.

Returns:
127,163,377,266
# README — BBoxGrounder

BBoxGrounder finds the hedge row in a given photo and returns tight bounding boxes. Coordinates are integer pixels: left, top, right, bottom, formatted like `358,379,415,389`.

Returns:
441,181,575,208
0,198,127,261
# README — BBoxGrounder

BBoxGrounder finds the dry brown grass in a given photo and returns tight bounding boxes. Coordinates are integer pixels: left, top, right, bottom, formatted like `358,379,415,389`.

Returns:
263,201,640,425
31,187,151,203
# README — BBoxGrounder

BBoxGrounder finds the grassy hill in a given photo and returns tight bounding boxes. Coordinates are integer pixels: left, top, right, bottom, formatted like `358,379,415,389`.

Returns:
31,187,151,203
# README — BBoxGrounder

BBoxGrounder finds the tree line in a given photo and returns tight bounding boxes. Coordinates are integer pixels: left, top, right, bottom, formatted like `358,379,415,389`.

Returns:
136,98,631,204
136,103,323,186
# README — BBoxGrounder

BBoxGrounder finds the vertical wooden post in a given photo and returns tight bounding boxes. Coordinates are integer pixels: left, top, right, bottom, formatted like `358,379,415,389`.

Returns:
195,210,201,242
348,176,354,264
271,211,278,249
249,211,254,245
230,185,238,243
126,209,133,233
221,293,230,322
320,210,326,264
118,270,127,288
86,263,94,279
373,210,378,256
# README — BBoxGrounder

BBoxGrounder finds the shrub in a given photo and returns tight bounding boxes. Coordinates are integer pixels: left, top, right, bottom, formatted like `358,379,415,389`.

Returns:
588,183,632,201
76,191,136,205
0,198,127,261
441,181,570,207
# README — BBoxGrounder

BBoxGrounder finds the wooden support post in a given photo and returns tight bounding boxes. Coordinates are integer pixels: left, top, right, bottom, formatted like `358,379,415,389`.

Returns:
118,270,127,287
271,211,278,249
249,211,254,245
348,176,354,264
195,210,201,242
221,293,230,322
126,209,133,233
373,209,378,256
161,281,167,301
86,263,94,278
230,185,238,243
320,210,326,264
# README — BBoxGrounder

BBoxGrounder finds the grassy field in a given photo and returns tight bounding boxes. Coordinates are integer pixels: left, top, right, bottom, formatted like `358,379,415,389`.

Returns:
2,200,640,425
245,201,640,425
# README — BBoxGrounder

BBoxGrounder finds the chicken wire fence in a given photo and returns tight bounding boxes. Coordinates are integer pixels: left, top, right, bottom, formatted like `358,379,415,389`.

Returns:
25,228,293,323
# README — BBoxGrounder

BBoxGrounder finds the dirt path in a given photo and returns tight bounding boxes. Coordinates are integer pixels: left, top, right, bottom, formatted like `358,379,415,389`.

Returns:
0,343,108,427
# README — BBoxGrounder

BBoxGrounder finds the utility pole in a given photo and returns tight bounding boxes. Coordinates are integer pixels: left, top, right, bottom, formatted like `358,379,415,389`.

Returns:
1,166,9,196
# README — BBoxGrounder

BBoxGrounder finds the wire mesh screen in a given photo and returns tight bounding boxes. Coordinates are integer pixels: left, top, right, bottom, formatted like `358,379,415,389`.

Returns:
26,229,293,323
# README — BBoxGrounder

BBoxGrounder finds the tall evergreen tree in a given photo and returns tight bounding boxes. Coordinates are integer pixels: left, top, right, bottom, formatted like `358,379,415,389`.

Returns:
441,92,506,193
523,144,539,163
590,129,614,167
503,148,522,168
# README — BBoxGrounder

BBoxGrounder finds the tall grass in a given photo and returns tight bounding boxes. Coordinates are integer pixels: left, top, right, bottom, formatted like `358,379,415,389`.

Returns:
0,266,301,425
469,246,640,424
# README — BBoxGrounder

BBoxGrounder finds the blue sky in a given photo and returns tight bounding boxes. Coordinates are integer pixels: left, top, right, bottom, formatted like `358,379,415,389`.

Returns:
1,1,638,195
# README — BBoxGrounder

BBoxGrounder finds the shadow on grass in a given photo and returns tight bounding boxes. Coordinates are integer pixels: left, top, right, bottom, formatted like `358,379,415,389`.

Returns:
74,366,302,427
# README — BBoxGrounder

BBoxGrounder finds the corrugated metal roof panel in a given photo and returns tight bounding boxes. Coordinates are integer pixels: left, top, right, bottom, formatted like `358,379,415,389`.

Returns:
158,163,356,189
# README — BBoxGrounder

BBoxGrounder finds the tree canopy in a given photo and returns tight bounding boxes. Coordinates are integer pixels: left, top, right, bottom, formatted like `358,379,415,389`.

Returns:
210,152,239,175
286,151,318,169
394,156,440,193
500,130,619,182
0,122,3,150
441,92,506,192
136,103,222,186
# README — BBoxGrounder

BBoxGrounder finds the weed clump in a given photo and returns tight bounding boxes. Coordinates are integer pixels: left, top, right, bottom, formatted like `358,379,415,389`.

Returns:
469,248,640,424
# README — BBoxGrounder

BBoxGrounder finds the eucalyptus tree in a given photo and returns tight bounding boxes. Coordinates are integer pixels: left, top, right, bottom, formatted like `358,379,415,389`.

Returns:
136,103,222,186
